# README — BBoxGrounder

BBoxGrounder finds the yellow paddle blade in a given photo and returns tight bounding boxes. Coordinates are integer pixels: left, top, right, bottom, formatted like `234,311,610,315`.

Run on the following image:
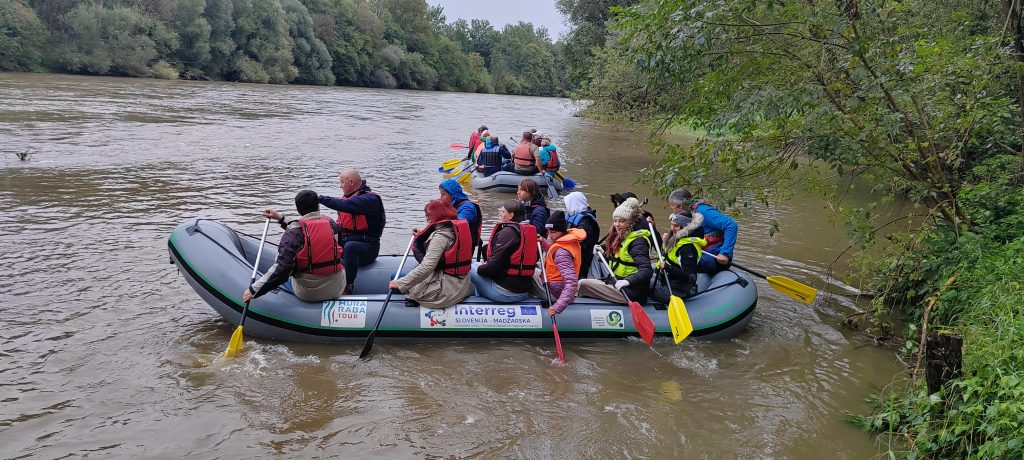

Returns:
456,170,472,185
766,275,818,304
667,296,693,344
225,325,244,357
441,158,463,170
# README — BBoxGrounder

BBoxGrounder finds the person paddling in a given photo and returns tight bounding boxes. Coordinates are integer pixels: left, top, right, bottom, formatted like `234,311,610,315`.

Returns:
438,179,482,251
578,198,654,304
668,188,737,274
518,178,550,238
242,190,346,303
390,199,474,309
651,212,706,303
538,135,560,177
471,200,538,302
564,191,600,278
531,211,584,315
318,169,386,294
476,135,511,177
511,131,540,175
466,125,488,160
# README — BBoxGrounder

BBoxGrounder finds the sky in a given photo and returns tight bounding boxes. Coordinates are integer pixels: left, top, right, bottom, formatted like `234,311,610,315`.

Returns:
427,0,570,41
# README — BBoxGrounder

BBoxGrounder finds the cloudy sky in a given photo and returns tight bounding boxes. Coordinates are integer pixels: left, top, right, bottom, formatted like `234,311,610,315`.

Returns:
427,0,570,40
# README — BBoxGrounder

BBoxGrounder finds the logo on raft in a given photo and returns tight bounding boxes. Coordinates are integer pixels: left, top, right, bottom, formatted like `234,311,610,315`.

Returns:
590,309,625,329
420,305,542,329
320,299,368,328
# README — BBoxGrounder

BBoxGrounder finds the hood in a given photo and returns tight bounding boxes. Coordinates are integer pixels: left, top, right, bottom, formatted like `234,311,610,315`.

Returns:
556,228,587,243
564,192,589,216
439,179,469,203
527,193,546,208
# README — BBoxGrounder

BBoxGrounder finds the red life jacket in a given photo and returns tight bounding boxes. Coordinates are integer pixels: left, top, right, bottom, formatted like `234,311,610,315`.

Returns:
486,222,539,277
294,216,345,276
413,219,473,276
512,142,534,167
468,131,482,152
336,190,375,234
544,149,559,172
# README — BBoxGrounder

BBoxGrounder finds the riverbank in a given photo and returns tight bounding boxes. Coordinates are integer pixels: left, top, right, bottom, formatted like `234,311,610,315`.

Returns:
852,154,1024,457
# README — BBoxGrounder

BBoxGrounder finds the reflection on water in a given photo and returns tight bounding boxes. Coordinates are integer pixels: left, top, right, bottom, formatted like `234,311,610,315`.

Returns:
0,73,897,458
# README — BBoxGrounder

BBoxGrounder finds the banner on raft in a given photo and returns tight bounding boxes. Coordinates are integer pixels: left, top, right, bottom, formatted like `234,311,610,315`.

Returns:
321,299,369,328
420,305,543,329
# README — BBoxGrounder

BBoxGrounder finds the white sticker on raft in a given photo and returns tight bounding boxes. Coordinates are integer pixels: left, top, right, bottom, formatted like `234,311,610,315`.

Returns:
420,305,543,329
320,300,368,328
590,309,626,329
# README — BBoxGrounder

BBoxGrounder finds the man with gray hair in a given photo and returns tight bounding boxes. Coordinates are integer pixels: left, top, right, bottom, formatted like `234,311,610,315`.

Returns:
667,188,738,274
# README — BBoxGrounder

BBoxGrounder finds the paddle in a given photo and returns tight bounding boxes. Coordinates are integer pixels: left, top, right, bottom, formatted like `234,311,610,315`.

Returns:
358,234,416,360
594,250,656,346
730,261,818,304
647,222,694,344
225,218,272,358
449,143,467,149
537,241,565,363
545,174,558,200
439,158,465,173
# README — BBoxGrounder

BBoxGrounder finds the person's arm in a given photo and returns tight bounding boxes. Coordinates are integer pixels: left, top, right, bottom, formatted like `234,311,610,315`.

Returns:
528,207,548,237
477,228,515,278
499,145,511,160
396,231,452,291
703,207,738,259
457,203,476,224
624,238,653,287
249,228,301,298
318,193,382,216
550,248,578,313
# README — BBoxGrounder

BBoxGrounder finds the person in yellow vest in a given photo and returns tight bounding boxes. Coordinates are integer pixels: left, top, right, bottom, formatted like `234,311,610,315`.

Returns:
531,211,585,315
578,197,653,304
651,212,706,303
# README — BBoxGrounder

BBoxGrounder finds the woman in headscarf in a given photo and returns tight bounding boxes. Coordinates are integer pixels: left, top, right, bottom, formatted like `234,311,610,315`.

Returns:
390,199,474,308
578,197,654,304
563,191,600,278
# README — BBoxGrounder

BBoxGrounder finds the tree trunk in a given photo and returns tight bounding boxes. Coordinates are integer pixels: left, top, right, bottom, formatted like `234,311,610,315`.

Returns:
926,332,963,411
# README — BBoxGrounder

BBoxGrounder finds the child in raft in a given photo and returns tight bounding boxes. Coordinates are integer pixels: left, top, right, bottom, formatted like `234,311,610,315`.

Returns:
531,211,586,315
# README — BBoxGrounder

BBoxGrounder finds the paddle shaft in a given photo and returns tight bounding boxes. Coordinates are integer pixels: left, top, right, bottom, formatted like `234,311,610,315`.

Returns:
358,234,416,360
729,261,766,280
537,241,565,363
239,218,272,327
646,221,675,296
594,250,635,304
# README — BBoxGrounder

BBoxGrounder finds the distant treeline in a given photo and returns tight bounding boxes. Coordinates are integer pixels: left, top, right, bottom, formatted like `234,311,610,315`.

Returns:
0,0,567,96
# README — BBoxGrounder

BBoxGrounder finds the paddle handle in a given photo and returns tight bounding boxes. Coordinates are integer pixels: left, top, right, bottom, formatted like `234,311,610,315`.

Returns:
239,218,272,323
359,235,416,361
729,261,766,280
595,250,633,304
646,221,675,296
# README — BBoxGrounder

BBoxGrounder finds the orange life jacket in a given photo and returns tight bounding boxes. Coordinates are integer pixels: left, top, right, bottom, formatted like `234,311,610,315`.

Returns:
544,228,584,282
336,190,375,234
486,222,538,277
294,216,344,276
413,219,473,277
512,142,535,168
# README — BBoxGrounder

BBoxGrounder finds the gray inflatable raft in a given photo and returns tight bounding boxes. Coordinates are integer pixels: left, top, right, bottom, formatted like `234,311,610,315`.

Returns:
168,219,757,342
469,170,564,194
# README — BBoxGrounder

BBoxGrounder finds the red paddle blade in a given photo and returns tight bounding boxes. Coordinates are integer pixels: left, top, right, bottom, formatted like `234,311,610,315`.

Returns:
552,322,565,363
449,143,467,149
629,301,656,346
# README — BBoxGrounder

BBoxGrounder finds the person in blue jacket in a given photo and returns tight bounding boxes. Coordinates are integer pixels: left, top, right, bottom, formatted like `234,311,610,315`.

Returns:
438,179,482,248
667,188,737,274
318,169,386,293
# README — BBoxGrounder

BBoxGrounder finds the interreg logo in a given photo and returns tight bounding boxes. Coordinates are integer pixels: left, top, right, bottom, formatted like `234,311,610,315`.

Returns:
424,309,448,327
520,306,538,315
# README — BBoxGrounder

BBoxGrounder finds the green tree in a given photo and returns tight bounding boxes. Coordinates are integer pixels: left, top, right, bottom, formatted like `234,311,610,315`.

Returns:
229,0,297,83
0,0,47,71
203,0,235,77
54,3,178,77
170,0,212,74
282,0,333,85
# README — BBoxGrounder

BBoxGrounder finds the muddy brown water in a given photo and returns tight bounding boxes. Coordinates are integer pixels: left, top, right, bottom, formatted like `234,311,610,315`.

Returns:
0,73,901,458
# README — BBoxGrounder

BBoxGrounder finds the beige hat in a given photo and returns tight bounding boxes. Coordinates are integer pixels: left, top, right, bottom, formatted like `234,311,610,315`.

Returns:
612,197,643,222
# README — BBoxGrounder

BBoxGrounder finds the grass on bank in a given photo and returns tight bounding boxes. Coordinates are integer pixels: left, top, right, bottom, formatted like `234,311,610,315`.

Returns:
853,155,1024,458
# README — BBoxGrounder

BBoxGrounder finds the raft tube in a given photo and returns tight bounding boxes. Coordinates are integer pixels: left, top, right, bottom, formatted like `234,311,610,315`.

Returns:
168,219,757,343
469,170,564,194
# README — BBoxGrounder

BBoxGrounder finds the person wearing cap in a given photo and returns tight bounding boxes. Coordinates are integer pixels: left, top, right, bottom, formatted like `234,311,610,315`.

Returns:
466,125,488,160
614,191,663,249
243,190,347,303
578,197,654,304
437,179,482,250
564,192,600,278
532,211,585,315
476,135,511,177
651,212,706,302
667,188,738,274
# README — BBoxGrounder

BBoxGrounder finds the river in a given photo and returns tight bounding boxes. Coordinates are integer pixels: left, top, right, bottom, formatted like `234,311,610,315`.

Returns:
0,73,900,458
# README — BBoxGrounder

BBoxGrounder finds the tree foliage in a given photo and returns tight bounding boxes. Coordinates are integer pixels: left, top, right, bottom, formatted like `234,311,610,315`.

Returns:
5,0,568,95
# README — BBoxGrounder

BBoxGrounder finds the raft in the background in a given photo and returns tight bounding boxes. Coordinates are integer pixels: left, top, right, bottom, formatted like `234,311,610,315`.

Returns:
168,219,757,343
469,170,564,194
